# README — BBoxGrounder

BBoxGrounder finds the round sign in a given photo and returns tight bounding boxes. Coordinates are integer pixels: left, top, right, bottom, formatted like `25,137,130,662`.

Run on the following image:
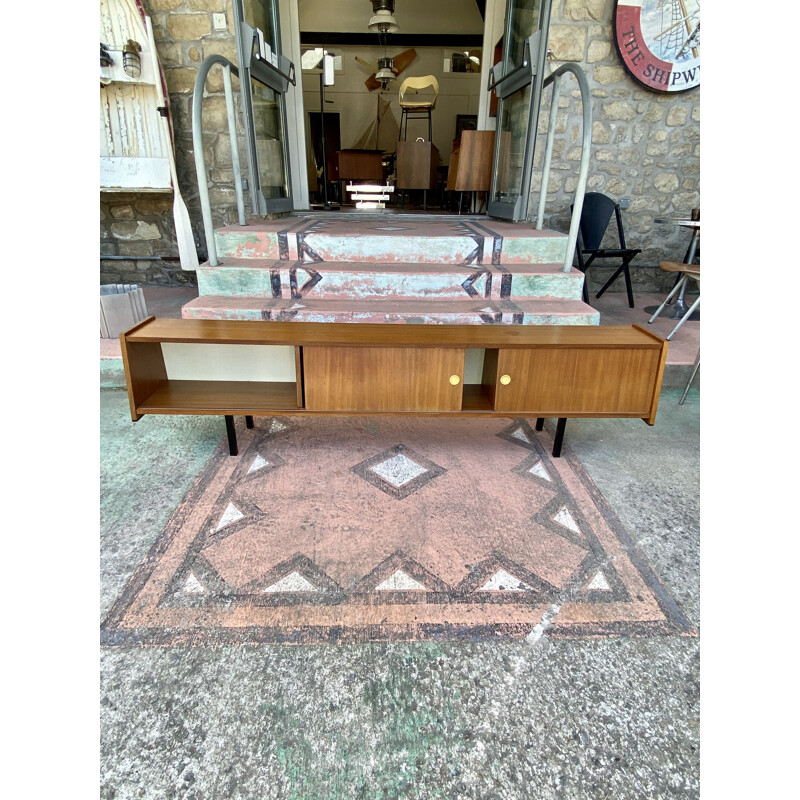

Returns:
613,0,700,93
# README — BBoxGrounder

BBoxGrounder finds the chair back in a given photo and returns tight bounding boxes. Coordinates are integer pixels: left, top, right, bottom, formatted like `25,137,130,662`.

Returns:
399,75,440,107
578,192,617,251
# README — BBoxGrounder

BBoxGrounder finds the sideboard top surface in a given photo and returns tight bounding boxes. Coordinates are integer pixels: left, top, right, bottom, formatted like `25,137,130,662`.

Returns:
124,319,666,349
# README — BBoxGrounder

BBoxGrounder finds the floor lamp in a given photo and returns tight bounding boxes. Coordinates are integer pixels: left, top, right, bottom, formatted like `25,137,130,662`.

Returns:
319,52,338,210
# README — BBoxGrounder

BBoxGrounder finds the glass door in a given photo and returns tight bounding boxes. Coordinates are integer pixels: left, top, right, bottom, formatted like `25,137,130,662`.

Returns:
233,0,296,215
487,0,553,221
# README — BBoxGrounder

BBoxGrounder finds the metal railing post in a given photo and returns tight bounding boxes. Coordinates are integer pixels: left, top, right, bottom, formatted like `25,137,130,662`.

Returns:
536,63,593,273
223,64,247,227
192,55,244,267
536,76,562,230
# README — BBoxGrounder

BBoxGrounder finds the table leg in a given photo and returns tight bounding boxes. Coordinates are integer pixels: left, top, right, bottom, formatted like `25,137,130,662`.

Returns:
552,418,567,458
645,229,700,321
225,415,238,457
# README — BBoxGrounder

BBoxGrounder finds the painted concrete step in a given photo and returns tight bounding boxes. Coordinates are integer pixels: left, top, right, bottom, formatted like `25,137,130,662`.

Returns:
181,295,600,326
196,258,586,302
213,217,569,266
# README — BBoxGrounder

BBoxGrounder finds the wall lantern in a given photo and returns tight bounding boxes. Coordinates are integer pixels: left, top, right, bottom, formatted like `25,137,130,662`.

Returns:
122,39,142,78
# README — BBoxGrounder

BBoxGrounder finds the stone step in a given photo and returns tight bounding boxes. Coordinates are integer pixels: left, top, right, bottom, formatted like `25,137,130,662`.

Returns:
181,295,600,326
196,258,586,302
213,217,569,266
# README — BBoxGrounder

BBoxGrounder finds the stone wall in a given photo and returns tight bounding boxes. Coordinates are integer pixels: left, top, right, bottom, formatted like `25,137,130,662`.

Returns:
533,0,700,291
101,0,244,286
101,0,699,292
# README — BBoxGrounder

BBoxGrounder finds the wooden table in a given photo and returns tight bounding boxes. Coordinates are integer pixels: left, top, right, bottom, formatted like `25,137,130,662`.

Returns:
646,218,700,321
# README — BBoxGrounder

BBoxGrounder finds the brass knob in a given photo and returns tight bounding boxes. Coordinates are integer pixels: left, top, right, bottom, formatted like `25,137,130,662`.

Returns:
449,374,461,386
500,374,511,385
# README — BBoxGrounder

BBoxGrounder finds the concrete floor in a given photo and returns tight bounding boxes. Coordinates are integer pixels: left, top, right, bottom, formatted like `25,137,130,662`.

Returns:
100,287,699,798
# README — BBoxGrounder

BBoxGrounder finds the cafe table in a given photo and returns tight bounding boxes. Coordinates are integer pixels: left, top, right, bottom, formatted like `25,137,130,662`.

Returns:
644,217,700,321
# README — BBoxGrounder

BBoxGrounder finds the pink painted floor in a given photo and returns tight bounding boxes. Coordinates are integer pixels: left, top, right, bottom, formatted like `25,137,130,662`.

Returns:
101,416,695,645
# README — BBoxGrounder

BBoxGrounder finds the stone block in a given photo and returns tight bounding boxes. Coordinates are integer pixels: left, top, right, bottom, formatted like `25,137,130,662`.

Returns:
592,121,610,143
118,240,156,257
602,101,636,121
109,204,135,220
148,0,182,9
187,0,225,9
666,106,688,126
199,95,230,133
606,178,626,195
165,67,199,94
564,0,609,21
202,37,239,64
587,41,611,62
653,173,679,193
548,25,587,61
594,65,625,85
111,221,162,241
156,42,182,67
167,14,212,42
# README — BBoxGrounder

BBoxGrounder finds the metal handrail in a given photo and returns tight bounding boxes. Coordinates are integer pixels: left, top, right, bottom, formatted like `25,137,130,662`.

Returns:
192,55,248,267
535,63,592,273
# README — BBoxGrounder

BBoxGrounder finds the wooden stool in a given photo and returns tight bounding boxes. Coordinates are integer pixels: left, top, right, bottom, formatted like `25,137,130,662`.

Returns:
648,261,700,340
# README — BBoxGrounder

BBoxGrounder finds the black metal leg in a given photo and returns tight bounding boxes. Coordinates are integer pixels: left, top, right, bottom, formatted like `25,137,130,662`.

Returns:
595,265,625,299
535,418,544,431
552,418,567,458
225,415,238,456
245,415,254,429
623,259,635,308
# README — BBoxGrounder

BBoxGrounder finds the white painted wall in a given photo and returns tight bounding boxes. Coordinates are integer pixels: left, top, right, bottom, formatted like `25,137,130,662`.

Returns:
301,43,482,182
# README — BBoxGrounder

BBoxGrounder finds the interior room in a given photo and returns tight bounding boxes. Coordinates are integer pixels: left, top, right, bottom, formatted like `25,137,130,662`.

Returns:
298,0,489,210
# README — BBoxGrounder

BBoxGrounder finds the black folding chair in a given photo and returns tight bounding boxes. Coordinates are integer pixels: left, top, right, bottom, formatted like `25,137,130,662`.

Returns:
573,192,640,308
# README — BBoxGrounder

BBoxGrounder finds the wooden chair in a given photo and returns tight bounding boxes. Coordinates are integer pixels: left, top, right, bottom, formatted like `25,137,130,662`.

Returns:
573,192,641,308
648,261,700,340
399,76,439,142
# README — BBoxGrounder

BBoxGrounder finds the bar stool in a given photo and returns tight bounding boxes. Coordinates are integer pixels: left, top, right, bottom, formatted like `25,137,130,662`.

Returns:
648,261,700,340
398,76,439,141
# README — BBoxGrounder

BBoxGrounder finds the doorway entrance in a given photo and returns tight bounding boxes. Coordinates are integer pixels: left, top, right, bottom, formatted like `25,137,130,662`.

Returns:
275,0,552,219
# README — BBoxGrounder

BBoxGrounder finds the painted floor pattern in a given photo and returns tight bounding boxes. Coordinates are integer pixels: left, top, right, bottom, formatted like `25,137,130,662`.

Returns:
101,416,695,646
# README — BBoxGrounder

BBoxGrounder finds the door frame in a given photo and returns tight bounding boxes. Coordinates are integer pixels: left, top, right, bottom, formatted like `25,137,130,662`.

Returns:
486,0,553,221
232,0,297,215
278,0,510,214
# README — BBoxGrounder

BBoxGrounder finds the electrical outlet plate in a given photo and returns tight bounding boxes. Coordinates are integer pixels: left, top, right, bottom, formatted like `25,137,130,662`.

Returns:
619,197,630,209
212,13,227,31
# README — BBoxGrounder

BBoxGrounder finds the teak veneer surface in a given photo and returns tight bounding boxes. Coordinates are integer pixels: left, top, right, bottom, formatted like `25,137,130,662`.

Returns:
136,380,300,415
304,346,463,412
125,319,664,349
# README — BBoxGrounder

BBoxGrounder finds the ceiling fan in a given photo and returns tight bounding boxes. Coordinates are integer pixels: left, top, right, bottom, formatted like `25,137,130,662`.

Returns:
354,48,417,91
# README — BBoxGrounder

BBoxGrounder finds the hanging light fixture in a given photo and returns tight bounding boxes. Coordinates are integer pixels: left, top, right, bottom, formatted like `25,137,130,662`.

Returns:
375,56,395,86
368,1,399,34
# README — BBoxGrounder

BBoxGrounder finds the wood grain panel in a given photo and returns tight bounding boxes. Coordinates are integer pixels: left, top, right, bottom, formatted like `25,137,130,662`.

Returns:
119,340,168,421
126,318,664,349
138,381,300,415
453,130,496,192
303,347,464,411
494,348,662,415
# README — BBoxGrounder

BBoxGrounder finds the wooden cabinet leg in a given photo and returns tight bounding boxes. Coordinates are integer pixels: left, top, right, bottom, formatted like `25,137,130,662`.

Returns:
552,418,567,458
245,415,254,428
535,418,545,431
225,415,238,456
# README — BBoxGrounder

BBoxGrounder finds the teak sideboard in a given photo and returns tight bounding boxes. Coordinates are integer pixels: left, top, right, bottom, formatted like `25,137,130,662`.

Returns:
120,318,668,457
